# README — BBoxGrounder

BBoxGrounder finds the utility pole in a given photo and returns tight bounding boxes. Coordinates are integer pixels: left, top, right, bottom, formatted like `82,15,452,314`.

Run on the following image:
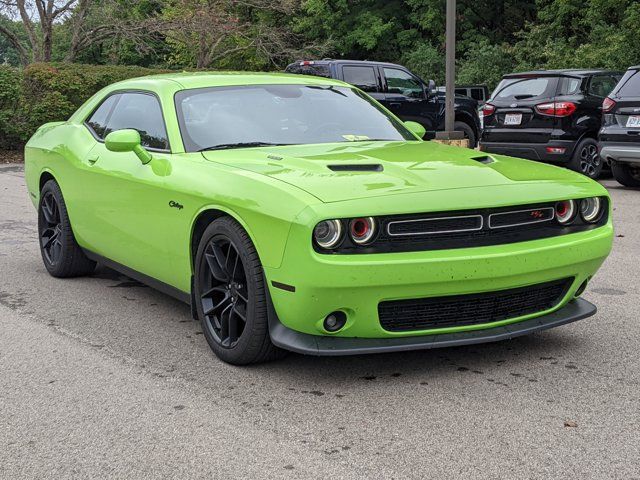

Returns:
435,0,464,142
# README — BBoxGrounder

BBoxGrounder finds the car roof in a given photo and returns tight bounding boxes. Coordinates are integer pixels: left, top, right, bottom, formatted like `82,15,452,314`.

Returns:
108,71,350,91
503,69,620,79
290,59,405,68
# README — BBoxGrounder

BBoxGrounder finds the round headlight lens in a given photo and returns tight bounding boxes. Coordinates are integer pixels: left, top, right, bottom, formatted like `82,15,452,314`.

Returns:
349,217,377,245
580,197,602,223
313,219,343,249
555,199,576,225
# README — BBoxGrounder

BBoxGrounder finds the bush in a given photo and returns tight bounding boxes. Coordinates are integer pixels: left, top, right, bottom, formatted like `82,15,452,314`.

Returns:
0,63,168,150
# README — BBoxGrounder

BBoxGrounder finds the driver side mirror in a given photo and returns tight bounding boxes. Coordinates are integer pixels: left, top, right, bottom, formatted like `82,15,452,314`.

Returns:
404,121,426,139
105,129,152,164
426,79,437,96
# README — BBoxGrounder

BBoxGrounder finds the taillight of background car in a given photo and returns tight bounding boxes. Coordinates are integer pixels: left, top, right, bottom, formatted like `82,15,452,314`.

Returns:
535,102,577,117
602,97,617,113
482,103,496,116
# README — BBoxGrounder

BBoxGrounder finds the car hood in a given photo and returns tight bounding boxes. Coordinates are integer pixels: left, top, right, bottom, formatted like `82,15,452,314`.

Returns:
201,141,591,203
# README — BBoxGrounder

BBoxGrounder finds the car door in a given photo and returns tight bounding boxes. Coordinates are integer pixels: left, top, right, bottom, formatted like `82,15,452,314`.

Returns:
381,66,438,135
79,91,174,283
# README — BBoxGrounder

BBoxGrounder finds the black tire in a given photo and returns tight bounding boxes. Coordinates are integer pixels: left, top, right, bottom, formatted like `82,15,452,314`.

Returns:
38,180,96,278
454,121,476,148
194,216,284,365
611,161,640,188
568,138,602,179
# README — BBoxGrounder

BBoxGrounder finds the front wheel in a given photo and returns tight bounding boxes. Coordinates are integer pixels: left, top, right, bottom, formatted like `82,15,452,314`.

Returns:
611,162,640,188
194,217,284,365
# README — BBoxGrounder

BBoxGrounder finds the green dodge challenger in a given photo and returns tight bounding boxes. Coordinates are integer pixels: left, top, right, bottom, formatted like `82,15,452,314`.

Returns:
24,72,613,364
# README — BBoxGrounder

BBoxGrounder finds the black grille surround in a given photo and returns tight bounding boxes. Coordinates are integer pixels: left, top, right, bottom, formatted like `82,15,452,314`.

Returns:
315,198,608,254
378,278,573,332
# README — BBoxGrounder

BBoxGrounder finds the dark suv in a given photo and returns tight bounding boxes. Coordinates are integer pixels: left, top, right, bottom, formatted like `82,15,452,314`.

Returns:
599,66,640,188
480,69,622,178
285,60,481,146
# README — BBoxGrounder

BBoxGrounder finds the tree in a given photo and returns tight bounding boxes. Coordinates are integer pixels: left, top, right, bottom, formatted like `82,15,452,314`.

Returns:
0,0,80,64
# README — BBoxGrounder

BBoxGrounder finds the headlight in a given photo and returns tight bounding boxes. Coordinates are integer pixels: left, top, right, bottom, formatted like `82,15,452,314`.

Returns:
349,217,377,245
580,197,603,223
313,219,343,249
555,199,576,225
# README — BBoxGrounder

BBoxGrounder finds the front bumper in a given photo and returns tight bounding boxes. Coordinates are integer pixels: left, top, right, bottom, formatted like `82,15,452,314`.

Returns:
480,140,576,163
269,298,596,356
600,143,640,165
264,221,612,340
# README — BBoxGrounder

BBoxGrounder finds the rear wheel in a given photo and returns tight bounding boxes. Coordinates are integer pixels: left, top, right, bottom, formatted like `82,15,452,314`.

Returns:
38,180,96,278
194,217,284,365
454,121,476,148
569,138,602,179
611,162,640,188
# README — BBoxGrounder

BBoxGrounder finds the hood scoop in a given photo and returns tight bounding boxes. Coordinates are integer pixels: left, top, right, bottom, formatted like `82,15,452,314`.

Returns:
327,164,384,172
471,155,495,165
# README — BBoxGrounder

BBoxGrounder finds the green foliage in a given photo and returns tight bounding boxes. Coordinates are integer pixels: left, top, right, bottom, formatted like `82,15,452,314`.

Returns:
0,63,167,150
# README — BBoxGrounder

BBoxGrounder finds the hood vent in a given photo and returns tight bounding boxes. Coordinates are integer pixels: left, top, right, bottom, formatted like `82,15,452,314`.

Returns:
471,155,495,165
327,164,384,172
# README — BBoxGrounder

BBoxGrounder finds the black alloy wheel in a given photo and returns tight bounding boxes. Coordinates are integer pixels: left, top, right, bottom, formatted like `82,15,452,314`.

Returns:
40,190,63,265
578,142,601,178
570,138,602,179
194,217,283,364
38,180,96,278
199,237,249,348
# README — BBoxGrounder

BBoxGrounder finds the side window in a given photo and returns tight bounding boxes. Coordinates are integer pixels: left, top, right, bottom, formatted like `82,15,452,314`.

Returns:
589,75,619,98
86,94,119,139
342,66,379,92
383,68,424,98
105,93,169,150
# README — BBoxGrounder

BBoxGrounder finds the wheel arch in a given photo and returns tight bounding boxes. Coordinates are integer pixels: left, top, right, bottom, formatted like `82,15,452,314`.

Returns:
39,170,57,192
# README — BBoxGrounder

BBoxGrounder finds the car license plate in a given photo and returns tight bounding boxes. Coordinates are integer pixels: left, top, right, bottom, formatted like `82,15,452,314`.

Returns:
504,113,522,126
626,115,640,128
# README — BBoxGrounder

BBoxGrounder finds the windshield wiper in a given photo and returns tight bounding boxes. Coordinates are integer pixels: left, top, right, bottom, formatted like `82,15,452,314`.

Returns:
198,142,296,152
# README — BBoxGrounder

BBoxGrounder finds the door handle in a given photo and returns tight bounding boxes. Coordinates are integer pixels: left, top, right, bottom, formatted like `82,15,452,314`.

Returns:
88,155,99,165
390,102,402,108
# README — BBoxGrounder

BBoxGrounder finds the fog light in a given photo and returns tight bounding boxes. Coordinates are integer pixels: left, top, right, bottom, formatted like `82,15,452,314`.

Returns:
323,311,347,332
575,279,589,298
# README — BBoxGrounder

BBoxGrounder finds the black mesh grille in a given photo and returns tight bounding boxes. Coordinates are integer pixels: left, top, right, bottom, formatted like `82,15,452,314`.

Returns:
378,278,573,332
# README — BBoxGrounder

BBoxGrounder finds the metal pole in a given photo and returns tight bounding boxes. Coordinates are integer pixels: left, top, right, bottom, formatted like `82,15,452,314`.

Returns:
444,0,456,134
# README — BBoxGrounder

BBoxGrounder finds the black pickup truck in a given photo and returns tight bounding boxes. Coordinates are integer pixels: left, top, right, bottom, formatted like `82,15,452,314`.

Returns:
285,59,481,147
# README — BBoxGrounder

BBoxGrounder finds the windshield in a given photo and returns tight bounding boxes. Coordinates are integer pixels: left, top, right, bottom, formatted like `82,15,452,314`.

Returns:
493,77,557,101
175,84,414,152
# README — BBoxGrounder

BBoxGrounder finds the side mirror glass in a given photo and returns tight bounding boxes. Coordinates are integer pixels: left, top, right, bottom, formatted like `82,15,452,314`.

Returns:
404,121,426,139
105,129,152,164
427,79,436,96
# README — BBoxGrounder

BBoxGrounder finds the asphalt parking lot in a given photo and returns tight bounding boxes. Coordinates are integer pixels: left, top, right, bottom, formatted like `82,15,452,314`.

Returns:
1,163,639,479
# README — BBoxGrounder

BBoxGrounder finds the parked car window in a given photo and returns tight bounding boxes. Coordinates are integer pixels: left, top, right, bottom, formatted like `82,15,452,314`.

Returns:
494,77,554,100
86,94,120,139
104,93,169,150
588,75,618,97
342,66,379,92
617,71,640,97
384,68,423,98
175,84,414,152
455,88,467,96
558,77,582,95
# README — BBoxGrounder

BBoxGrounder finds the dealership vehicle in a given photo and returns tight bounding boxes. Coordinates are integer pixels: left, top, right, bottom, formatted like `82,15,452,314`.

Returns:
599,65,640,188
25,72,613,365
285,59,481,146
480,69,622,179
